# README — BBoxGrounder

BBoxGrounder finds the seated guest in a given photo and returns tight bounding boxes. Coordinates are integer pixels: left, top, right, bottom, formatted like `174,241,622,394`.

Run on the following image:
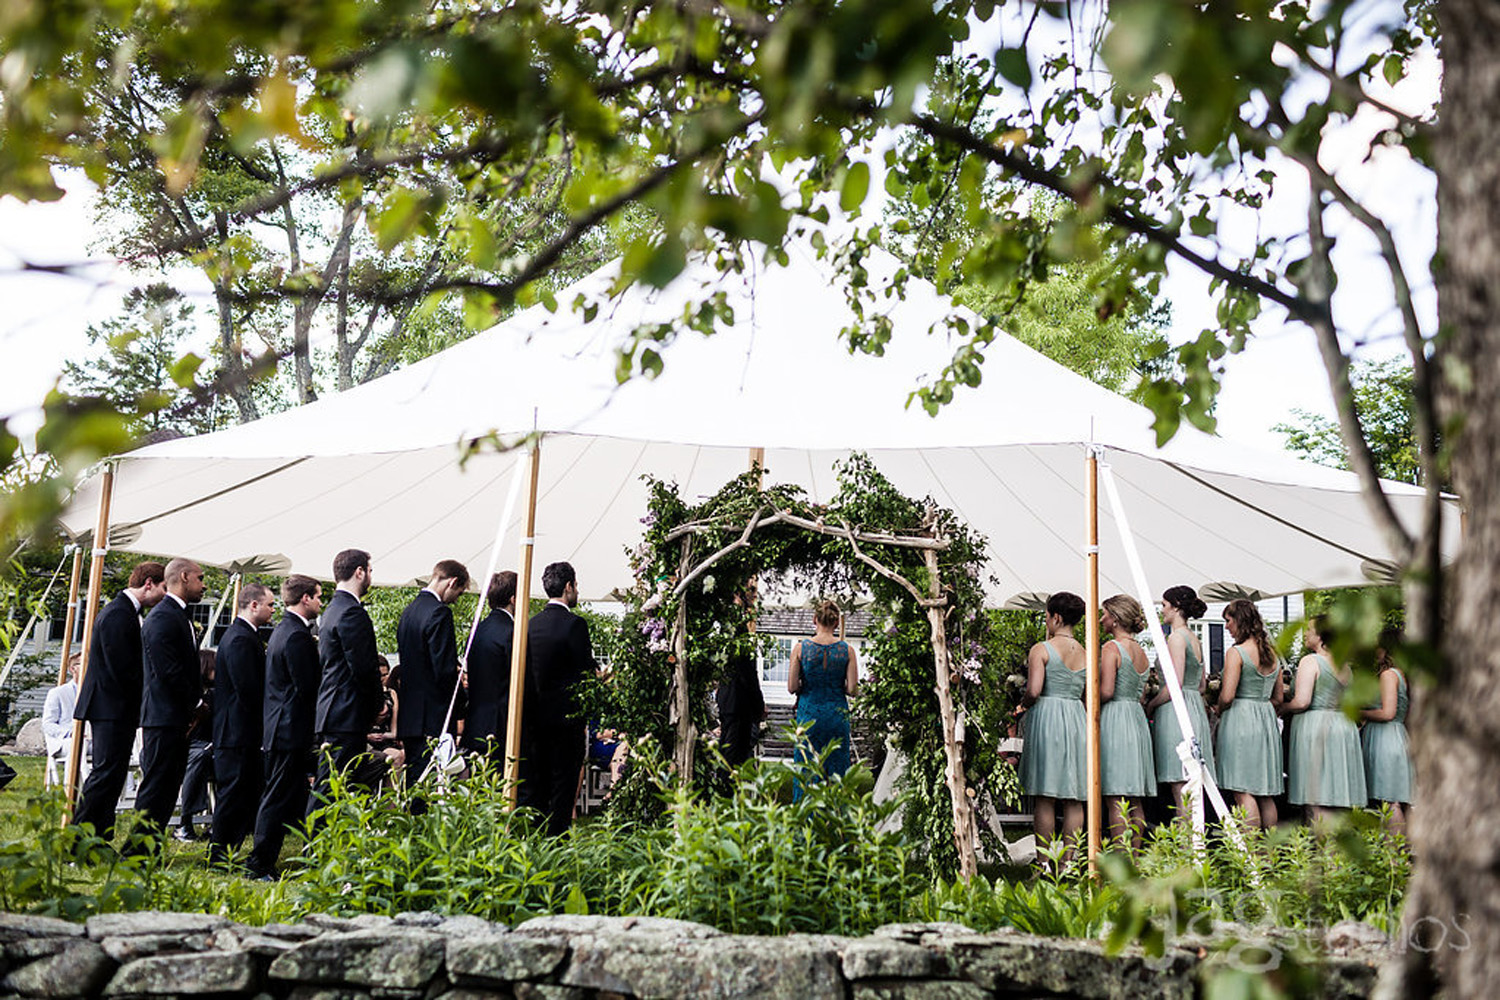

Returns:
176,651,216,842
368,656,406,774
43,653,86,788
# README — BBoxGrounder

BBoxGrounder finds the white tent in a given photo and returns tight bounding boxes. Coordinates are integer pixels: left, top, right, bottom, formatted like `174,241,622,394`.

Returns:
58,241,1458,603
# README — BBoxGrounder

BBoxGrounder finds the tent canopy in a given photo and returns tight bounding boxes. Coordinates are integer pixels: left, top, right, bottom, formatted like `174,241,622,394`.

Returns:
59,242,1457,604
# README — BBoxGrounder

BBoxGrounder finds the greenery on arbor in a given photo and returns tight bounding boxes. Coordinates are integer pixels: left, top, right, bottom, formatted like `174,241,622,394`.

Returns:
592,454,1015,878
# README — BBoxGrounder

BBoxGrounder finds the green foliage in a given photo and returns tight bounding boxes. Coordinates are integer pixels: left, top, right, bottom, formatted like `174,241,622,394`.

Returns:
284,746,919,935
595,454,1014,878
1275,358,1429,486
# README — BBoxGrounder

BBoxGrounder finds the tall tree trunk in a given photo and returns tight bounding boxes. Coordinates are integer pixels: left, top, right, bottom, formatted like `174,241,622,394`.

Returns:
1379,5,1500,997
211,283,260,423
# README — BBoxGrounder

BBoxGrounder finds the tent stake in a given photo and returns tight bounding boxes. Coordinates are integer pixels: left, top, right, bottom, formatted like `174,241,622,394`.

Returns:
503,440,542,808
1085,448,1102,871
64,464,115,820
55,546,84,686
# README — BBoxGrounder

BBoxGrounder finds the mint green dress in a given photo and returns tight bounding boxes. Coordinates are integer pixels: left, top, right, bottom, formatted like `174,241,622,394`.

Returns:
1287,656,1367,807
1153,640,1216,784
1100,640,1155,798
1215,644,1283,796
1362,670,1413,804
1019,641,1086,801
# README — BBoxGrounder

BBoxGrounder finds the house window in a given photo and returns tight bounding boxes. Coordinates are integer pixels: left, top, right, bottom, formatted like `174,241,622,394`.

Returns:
759,637,793,685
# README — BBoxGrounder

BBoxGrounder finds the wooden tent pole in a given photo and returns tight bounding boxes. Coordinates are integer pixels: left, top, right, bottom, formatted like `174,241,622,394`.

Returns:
64,465,115,818
55,546,85,687
502,440,542,808
1084,449,1102,871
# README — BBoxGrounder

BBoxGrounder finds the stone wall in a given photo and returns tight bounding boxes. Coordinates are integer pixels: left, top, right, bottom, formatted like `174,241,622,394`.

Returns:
0,910,1385,999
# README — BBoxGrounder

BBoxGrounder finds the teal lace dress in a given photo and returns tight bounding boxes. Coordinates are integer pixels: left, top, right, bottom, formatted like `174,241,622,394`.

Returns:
1153,640,1216,784
1287,656,1367,808
1100,640,1155,798
1215,644,1283,796
793,640,851,778
1018,641,1086,800
1362,670,1413,804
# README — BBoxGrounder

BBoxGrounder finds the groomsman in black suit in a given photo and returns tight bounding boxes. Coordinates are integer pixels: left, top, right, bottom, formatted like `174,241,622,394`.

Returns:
73,561,166,840
520,561,596,836
208,582,274,866
395,559,468,800
311,549,383,808
134,557,207,847
247,574,322,880
463,571,516,765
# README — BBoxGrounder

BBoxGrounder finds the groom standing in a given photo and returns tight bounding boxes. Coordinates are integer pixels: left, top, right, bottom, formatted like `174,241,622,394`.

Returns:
520,561,596,836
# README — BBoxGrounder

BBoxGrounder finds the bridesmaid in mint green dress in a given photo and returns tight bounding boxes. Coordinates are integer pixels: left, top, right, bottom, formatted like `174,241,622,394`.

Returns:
1147,586,1216,816
1285,619,1367,824
1018,592,1087,847
1361,635,1414,838
1099,595,1155,847
1214,600,1284,830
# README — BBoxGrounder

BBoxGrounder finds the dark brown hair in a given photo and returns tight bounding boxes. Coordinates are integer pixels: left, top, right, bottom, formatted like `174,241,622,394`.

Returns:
487,570,518,611
1046,591,1086,626
332,548,370,583
128,561,166,589
282,574,321,607
1225,599,1276,672
432,559,470,591
1162,585,1207,620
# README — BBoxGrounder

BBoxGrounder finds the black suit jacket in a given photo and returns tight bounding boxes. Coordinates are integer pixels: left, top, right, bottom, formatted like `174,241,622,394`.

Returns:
213,617,265,750
395,590,459,740
525,602,595,730
466,609,513,748
315,589,382,737
74,592,144,723
264,611,320,752
140,595,201,729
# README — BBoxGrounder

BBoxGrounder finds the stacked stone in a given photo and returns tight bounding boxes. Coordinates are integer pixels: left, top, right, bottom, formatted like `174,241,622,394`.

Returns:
0,910,1384,999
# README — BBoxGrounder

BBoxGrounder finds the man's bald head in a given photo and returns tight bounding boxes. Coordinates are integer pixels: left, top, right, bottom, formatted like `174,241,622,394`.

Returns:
164,558,207,602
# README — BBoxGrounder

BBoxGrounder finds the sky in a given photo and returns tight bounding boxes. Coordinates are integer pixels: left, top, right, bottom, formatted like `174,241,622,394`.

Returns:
0,7,1437,457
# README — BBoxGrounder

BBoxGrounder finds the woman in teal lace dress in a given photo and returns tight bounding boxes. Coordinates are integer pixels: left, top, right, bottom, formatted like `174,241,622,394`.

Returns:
1285,618,1367,825
1214,599,1285,830
1018,591,1087,847
1147,586,1215,815
1362,631,1414,837
787,600,858,779
1099,595,1155,847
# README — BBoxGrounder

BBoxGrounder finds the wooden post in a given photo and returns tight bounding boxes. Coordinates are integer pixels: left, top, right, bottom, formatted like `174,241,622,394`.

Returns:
55,546,85,686
1084,449,1102,870
924,546,977,880
502,440,541,807
64,466,115,817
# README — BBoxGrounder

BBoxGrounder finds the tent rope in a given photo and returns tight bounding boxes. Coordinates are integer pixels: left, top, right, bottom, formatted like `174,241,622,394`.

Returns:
0,550,71,691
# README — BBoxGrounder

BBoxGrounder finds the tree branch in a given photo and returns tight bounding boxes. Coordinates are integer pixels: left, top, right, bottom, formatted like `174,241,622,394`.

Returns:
1304,175,1415,559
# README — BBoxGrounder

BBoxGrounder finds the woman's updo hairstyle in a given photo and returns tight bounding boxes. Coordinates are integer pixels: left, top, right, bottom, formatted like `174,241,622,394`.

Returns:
1046,591,1086,627
813,600,841,629
1162,585,1207,620
1103,594,1147,634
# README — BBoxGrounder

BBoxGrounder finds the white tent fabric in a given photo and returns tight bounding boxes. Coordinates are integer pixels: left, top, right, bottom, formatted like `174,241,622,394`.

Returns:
59,242,1458,603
